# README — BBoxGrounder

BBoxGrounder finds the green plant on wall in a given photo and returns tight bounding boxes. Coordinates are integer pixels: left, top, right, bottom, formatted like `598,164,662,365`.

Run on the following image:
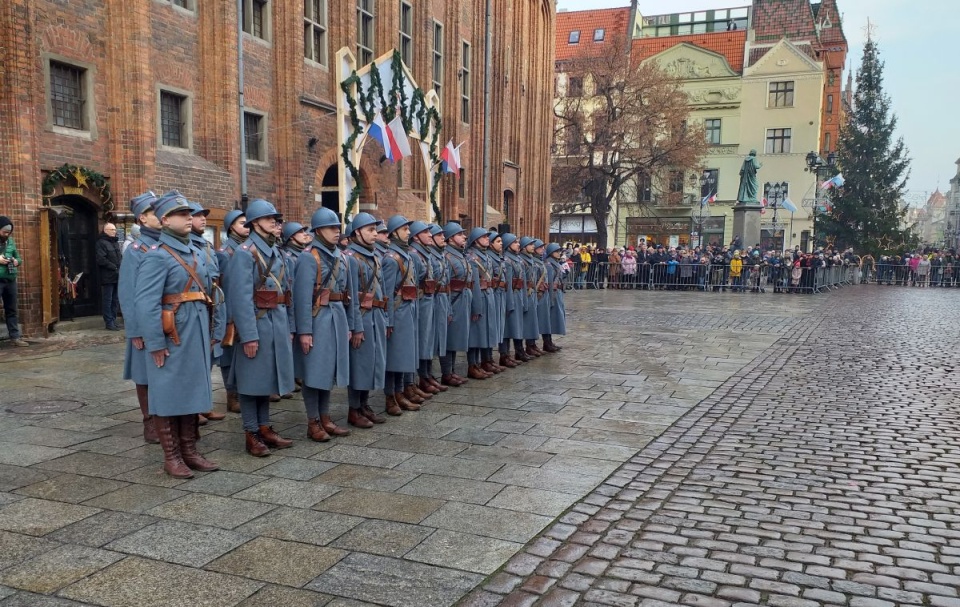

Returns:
340,51,444,222
42,164,114,211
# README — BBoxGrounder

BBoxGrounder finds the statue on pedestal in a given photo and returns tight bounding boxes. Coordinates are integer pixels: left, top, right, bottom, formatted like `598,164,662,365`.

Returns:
737,149,762,204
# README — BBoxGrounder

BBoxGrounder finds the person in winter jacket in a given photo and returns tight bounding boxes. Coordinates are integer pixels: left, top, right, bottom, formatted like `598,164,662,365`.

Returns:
96,223,123,330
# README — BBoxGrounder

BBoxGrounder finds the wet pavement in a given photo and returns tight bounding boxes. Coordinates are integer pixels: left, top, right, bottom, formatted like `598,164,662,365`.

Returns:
0,286,955,606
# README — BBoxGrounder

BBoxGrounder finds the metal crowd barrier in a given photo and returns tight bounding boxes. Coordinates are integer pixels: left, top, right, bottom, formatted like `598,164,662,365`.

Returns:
868,264,960,287
562,261,863,294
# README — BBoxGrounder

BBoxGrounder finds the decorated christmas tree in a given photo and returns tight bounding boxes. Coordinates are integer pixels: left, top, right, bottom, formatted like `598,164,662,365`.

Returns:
819,36,915,254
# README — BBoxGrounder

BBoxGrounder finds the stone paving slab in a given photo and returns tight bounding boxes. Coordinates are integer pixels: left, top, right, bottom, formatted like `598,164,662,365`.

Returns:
0,291,820,605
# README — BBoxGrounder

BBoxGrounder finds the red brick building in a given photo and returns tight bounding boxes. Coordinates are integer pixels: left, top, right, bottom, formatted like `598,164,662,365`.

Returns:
0,0,555,336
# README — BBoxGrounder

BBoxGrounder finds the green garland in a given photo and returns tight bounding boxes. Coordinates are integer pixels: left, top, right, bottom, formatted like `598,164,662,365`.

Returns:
42,164,114,211
340,52,445,223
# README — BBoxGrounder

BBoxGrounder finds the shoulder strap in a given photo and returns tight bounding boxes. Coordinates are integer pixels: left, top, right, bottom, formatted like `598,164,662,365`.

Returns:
160,244,203,296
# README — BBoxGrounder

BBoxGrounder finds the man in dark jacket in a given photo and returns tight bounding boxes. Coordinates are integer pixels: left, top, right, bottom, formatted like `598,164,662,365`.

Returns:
0,216,26,346
96,223,122,330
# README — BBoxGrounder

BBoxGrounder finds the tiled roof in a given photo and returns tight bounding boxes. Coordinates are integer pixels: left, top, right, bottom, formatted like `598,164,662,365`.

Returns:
555,7,631,62
752,0,817,43
748,39,817,67
812,0,847,46
631,31,747,74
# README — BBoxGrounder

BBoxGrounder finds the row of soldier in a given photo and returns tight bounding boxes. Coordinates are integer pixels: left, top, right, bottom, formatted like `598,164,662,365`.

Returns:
120,191,567,478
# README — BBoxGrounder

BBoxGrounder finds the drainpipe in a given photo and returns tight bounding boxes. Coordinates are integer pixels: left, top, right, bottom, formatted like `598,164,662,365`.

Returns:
480,0,493,227
238,0,248,210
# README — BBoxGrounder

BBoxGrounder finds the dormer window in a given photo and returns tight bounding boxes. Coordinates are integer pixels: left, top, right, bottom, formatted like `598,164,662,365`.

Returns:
593,28,605,41
568,30,580,44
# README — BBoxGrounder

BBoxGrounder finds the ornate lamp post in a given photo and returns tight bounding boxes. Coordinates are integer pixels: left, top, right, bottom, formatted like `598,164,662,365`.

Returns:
690,170,716,248
763,181,787,250
803,151,837,251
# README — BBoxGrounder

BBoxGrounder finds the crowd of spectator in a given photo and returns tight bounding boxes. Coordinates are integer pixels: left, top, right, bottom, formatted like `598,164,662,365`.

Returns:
871,252,960,287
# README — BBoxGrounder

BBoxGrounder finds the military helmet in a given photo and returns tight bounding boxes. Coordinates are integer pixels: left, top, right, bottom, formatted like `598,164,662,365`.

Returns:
467,227,489,248
501,233,518,249
244,199,282,226
223,209,245,232
386,214,412,234
519,236,535,248
350,212,378,237
309,207,340,231
409,221,431,238
545,242,562,256
442,222,465,240
281,221,306,243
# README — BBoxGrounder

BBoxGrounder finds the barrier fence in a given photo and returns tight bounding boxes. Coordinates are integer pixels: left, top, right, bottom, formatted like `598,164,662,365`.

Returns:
562,262,859,294
865,262,960,287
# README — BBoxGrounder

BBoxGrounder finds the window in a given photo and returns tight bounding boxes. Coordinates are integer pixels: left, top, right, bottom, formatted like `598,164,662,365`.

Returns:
669,170,685,194
701,169,718,199
637,173,652,202
765,128,792,154
824,132,832,153
242,0,270,41
50,61,86,130
432,21,443,97
461,41,471,123
357,0,375,65
768,81,794,108
567,76,583,97
705,118,721,144
565,124,581,156
593,28,605,41
304,0,327,65
399,1,413,67
568,30,580,44
458,168,465,198
169,0,194,9
826,94,834,114
160,90,187,148
243,112,265,162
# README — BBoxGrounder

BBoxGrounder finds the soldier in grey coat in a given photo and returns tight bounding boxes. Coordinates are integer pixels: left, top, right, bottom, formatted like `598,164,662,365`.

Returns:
381,215,421,414
293,208,352,442
519,237,543,358
409,221,440,397
497,233,525,368
484,231,507,373
225,199,295,457
188,202,227,422
543,242,566,351
344,213,388,427
281,221,310,399
119,191,161,443
531,239,551,356
424,224,450,392
135,191,218,478
466,228,496,380
439,222,471,387
216,209,248,413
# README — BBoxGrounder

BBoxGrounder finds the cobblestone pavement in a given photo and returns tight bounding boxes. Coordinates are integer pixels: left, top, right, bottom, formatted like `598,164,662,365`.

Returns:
0,286,941,606
462,287,960,607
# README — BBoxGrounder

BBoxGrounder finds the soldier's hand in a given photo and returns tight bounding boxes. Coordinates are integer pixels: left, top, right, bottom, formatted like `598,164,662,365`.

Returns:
351,332,364,349
299,335,313,354
386,327,394,339
151,349,169,368
448,315,453,324
471,314,480,322
132,337,145,350
243,340,259,358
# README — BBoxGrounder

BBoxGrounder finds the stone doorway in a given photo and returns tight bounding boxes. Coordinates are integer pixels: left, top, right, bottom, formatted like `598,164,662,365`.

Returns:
52,195,100,319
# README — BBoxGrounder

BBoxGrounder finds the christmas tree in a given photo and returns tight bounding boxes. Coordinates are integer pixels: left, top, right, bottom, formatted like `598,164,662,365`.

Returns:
819,36,915,254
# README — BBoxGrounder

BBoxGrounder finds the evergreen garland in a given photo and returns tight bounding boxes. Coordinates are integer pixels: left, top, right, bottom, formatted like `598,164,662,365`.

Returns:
42,164,114,211
340,53,444,223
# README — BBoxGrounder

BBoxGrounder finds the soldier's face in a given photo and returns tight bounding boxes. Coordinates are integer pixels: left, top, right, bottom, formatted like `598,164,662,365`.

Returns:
191,214,207,232
231,217,250,238
356,224,377,245
293,230,312,246
140,210,161,230
450,233,466,247
477,235,490,248
509,242,520,253
491,238,503,253
376,230,390,244
395,225,411,241
162,209,193,236
415,231,433,247
317,226,340,245
433,233,447,248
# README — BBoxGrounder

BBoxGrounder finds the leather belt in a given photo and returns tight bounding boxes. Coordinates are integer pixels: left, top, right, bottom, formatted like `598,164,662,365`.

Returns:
479,279,491,290
162,292,209,305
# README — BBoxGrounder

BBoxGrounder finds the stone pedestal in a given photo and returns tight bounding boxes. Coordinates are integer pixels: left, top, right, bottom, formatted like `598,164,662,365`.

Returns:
732,203,762,249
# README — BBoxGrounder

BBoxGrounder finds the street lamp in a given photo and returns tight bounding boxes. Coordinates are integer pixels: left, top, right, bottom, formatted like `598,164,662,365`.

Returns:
803,151,837,250
764,181,787,250
690,170,716,248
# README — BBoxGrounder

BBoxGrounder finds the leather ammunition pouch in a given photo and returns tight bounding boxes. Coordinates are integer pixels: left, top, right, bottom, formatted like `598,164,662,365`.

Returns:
400,285,418,301
359,292,387,310
222,321,236,347
161,310,179,346
512,278,524,290
420,279,438,295
449,279,470,293
254,289,280,310
479,279,491,290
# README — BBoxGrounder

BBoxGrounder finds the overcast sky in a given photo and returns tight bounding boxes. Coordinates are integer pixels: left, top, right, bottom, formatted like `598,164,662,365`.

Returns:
555,0,957,206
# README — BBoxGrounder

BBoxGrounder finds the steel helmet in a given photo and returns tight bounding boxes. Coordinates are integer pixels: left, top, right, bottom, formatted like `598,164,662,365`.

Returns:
409,221,431,238
429,224,444,237
342,222,352,238
442,222,466,240
244,199,282,226
281,221,306,243
310,207,340,231
188,201,210,217
467,227,489,248
546,242,562,256
487,230,502,243
501,233,518,249
350,212,378,237
519,236,535,248
376,220,388,233
223,209,245,232
386,214,412,234
533,239,545,248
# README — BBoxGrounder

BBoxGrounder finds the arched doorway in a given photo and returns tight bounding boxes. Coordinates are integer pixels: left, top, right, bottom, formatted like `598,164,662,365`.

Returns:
503,190,515,229
52,195,100,318
320,166,341,218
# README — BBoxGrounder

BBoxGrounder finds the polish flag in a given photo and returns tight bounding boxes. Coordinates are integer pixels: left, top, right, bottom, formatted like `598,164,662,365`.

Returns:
386,116,413,160
368,113,395,162
440,140,462,174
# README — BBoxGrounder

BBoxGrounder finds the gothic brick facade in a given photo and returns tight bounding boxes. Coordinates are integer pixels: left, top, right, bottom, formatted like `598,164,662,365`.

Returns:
0,0,555,336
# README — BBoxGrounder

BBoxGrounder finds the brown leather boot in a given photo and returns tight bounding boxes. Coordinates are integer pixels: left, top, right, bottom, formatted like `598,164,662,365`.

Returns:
348,409,374,428
468,364,488,380
385,395,403,416
543,342,560,353
294,378,303,393
427,377,448,392
515,350,532,362
361,404,386,424
480,361,500,374
525,345,542,358
306,418,330,442
269,394,282,403
403,385,425,404
395,392,421,411
226,391,241,413
499,354,518,368
155,417,193,479
204,410,227,421
258,425,293,449
531,344,546,356
418,378,440,394
320,415,350,436
178,416,219,472
451,373,469,384
412,384,432,400
136,385,159,444
441,374,464,387
245,431,271,457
